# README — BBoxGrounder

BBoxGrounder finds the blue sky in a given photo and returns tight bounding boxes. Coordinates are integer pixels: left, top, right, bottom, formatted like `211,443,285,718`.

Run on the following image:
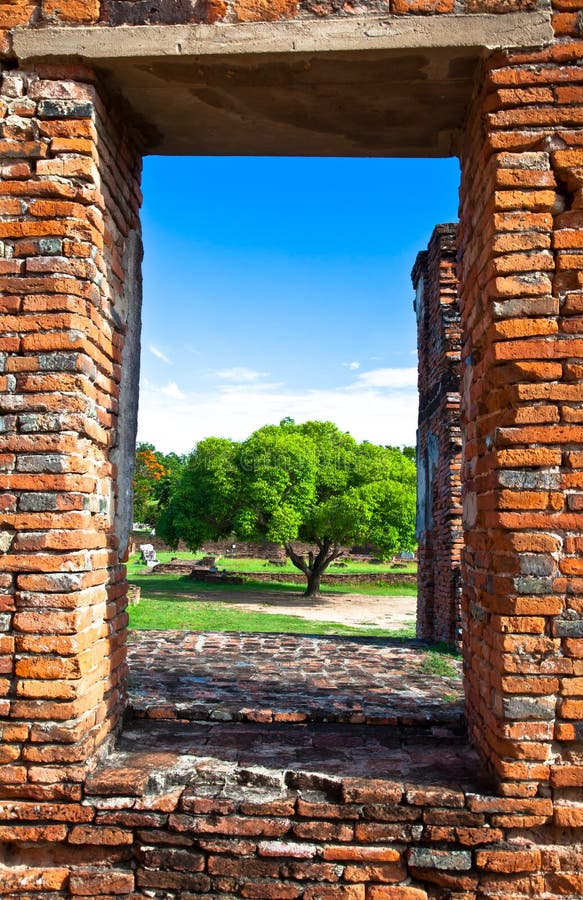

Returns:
137,156,461,454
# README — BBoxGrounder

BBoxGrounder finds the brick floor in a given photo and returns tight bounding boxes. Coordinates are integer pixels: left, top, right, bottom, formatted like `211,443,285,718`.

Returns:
127,631,463,728
113,632,481,794
115,719,486,788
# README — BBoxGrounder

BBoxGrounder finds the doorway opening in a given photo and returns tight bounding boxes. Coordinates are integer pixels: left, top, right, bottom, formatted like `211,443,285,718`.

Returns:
124,155,464,734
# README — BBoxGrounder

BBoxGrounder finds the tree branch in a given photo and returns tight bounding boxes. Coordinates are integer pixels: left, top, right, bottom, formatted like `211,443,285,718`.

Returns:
323,543,342,569
284,541,309,576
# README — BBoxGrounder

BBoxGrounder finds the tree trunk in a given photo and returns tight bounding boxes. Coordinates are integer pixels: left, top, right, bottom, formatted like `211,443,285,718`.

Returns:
284,539,341,598
304,569,322,598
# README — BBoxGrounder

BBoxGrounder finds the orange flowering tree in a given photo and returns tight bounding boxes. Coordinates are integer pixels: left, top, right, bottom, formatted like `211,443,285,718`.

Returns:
133,442,184,526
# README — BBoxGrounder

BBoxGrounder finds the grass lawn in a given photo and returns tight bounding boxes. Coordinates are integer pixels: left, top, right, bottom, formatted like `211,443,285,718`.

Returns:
127,555,418,637
128,598,417,638
128,553,417,597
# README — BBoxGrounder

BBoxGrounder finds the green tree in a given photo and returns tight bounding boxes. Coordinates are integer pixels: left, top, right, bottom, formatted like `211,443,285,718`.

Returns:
402,445,416,463
158,421,416,597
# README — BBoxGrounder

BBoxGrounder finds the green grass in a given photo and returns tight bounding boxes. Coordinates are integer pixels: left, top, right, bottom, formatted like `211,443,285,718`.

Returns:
127,554,417,636
420,647,461,678
128,597,412,637
128,553,417,598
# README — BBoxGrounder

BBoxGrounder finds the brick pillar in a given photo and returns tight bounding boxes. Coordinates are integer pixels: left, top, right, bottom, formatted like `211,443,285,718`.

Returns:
459,18,583,799
0,65,142,799
413,224,463,647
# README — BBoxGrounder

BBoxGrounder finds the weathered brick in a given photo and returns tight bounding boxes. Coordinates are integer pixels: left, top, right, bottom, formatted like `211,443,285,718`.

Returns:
234,0,298,21
407,848,472,871
69,869,134,895
475,848,542,872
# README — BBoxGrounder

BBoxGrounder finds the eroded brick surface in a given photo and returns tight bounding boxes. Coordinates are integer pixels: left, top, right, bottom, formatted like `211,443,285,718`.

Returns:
0,718,573,900
458,20,583,797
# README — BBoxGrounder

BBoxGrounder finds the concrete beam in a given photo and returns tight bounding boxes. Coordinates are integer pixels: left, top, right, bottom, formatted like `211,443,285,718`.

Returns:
13,13,552,61
12,11,553,158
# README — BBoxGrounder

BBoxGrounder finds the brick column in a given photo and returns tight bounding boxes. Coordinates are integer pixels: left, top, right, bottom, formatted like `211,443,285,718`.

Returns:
0,65,142,799
413,224,463,647
459,21,583,801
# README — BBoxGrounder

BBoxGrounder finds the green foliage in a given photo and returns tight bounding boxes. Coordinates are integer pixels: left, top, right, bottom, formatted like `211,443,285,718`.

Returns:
157,437,238,547
160,423,414,548
157,421,416,591
420,649,461,678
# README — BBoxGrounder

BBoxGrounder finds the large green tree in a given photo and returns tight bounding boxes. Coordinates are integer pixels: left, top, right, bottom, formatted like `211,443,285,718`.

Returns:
158,421,416,597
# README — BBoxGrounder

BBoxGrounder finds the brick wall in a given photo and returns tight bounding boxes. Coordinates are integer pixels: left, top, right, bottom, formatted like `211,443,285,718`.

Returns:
458,2,583,797
1,0,583,896
413,225,463,647
0,65,143,798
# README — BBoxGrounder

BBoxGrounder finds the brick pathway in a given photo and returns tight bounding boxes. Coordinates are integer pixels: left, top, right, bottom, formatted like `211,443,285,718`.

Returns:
127,631,464,729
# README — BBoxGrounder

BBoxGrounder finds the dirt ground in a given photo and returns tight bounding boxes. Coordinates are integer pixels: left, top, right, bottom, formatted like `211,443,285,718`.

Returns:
200,588,417,630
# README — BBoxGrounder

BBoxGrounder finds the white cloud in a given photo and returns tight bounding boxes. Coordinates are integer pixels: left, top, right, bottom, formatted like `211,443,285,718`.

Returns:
138,366,419,454
149,344,171,364
214,367,269,383
159,380,186,400
343,361,361,371
219,381,286,395
353,367,418,389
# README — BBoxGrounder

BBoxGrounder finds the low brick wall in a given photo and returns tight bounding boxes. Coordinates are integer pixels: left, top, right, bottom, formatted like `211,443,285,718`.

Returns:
152,562,417,587
1,737,573,900
238,572,418,587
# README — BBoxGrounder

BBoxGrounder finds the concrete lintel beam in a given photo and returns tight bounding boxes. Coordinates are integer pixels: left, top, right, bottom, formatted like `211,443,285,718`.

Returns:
14,12,553,62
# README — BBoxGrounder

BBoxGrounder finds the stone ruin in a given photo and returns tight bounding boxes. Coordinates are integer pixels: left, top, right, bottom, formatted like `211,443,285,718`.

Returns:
413,224,463,648
1,2,583,898
139,544,158,567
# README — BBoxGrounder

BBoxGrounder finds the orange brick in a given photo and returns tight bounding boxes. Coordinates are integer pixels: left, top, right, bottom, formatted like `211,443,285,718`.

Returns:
492,318,558,339
367,889,427,900
392,0,453,10
551,765,583,787
495,449,562,468
554,805,583,826
322,847,401,863
553,11,581,35
559,698,583,718
0,868,69,891
234,0,298,20
42,0,100,22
